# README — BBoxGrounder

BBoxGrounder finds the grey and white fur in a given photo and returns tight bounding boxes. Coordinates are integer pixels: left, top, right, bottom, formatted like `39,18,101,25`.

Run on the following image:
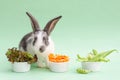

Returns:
19,12,62,67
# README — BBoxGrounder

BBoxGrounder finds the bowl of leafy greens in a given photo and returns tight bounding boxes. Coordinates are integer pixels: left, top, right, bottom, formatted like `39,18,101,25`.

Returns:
6,47,37,72
77,49,117,72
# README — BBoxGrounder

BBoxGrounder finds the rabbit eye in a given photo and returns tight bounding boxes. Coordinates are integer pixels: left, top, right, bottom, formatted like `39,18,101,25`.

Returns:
43,37,49,46
33,37,37,46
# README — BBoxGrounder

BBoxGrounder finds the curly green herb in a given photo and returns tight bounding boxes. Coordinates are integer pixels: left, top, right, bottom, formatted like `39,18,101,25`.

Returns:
6,47,37,64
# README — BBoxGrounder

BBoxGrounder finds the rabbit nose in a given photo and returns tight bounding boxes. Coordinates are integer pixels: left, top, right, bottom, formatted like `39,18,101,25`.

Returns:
39,46,45,52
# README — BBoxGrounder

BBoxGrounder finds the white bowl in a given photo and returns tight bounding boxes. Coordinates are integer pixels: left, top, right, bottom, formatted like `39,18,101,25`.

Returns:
81,62,103,71
12,62,31,72
49,61,69,72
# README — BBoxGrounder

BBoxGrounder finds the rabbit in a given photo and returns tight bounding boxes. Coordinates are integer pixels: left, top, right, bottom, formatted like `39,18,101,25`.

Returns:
19,12,62,68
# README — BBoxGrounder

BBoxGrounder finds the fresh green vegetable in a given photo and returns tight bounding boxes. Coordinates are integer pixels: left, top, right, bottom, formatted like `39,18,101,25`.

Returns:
76,68,91,74
77,54,88,62
92,49,98,55
6,47,37,64
77,49,117,62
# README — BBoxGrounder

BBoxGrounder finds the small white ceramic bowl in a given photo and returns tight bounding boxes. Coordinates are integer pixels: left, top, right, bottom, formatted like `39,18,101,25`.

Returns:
49,61,69,72
81,62,103,71
12,62,31,72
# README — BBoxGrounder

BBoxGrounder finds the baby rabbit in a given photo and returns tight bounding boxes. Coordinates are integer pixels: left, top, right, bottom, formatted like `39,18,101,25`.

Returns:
19,12,62,67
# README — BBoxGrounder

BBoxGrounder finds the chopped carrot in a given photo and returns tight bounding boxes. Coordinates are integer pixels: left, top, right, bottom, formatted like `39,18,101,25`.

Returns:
48,53,69,62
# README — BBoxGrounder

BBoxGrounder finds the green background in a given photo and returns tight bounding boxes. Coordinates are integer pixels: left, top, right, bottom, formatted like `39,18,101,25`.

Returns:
0,0,120,80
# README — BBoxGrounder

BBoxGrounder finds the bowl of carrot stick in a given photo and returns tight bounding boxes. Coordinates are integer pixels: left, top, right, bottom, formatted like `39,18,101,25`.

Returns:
48,53,69,72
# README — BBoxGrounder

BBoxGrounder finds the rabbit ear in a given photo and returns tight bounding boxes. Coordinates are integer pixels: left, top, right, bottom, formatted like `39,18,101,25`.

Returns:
44,16,62,35
26,12,40,32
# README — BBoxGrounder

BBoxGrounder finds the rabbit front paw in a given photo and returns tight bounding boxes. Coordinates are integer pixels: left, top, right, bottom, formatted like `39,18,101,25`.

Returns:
37,61,46,68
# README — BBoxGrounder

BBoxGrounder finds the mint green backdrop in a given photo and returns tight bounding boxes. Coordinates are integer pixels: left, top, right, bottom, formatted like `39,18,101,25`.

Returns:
0,0,120,80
